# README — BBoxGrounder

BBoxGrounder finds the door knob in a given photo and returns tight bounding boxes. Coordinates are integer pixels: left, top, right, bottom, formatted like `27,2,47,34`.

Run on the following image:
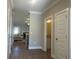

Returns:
56,38,58,40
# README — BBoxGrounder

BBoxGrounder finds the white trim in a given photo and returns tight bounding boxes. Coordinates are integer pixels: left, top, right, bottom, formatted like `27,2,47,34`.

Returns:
29,0,60,14
42,0,60,13
29,11,42,14
29,46,42,49
55,8,69,16
43,18,47,52
43,15,54,52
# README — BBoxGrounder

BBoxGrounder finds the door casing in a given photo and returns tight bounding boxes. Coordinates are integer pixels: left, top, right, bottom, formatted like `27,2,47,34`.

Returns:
43,15,54,58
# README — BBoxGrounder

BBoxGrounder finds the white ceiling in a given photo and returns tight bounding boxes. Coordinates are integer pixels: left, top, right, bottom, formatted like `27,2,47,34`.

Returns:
12,0,60,27
13,0,59,12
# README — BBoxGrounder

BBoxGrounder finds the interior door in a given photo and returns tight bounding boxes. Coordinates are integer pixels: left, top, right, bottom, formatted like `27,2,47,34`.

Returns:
54,8,69,59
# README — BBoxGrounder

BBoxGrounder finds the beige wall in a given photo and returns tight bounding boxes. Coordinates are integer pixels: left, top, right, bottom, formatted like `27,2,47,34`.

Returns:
29,13,43,49
42,0,70,58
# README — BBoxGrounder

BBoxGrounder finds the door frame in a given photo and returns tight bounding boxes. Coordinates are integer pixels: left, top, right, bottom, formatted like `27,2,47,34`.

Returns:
54,8,70,59
43,15,54,54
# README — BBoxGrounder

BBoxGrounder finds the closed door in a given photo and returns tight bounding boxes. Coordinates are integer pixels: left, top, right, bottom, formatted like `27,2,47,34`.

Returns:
54,9,69,59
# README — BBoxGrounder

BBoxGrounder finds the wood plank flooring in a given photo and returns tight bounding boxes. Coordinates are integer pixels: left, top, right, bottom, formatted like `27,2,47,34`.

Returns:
9,40,54,59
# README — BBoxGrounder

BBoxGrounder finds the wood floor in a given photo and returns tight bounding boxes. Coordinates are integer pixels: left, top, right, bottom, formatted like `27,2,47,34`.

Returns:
9,40,54,59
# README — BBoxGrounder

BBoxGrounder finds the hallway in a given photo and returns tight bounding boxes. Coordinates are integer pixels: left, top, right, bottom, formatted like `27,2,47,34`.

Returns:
7,0,70,59
9,40,53,59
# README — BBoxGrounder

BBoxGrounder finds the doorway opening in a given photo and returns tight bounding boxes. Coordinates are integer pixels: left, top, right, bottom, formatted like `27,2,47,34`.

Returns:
44,16,53,53
12,11,30,49
46,18,51,52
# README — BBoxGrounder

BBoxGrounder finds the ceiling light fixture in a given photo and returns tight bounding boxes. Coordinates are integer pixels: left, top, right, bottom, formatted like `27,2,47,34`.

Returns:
31,0,36,4
46,20,51,23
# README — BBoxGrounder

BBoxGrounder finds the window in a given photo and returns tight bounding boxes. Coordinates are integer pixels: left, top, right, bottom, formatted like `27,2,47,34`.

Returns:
13,27,20,35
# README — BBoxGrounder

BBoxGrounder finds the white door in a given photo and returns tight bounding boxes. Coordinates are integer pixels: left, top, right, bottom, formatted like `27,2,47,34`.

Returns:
54,8,69,59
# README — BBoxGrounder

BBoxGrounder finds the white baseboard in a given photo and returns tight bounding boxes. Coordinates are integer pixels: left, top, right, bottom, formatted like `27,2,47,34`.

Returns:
29,46,42,49
51,54,55,59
